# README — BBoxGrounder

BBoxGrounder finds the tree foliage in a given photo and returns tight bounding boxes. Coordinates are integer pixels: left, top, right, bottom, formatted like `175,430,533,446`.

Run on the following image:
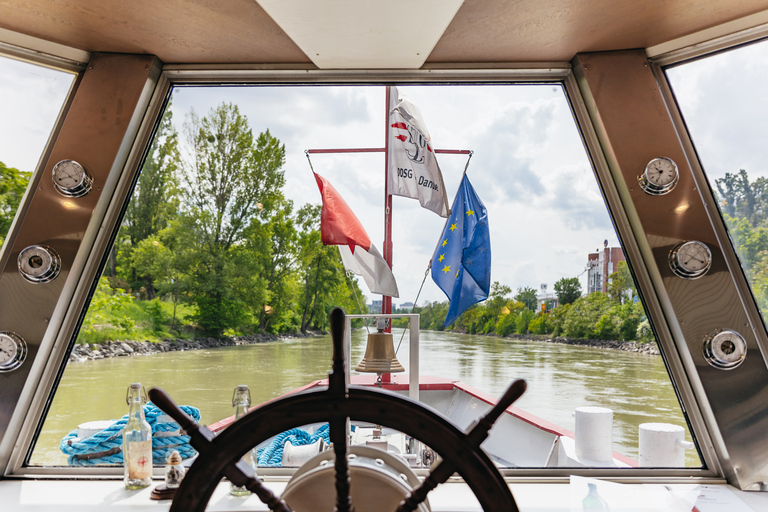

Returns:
72,101,368,340
607,261,635,304
554,277,581,305
0,161,31,244
514,286,537,311
715,170,768,313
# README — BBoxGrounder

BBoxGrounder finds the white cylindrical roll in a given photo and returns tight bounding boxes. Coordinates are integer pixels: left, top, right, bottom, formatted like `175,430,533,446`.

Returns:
575,406,613,462
77,420,116,440
639,422,686,467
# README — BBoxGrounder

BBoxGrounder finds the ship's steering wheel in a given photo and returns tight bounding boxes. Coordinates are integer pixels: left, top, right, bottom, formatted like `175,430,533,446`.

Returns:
150,308,525,512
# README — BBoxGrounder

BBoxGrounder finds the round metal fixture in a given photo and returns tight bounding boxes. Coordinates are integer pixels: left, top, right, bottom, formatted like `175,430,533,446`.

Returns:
638,157,679,195
703,329,747,370
18,245,61,283
0,332,27,372
52,159,93,197
669,240,711,279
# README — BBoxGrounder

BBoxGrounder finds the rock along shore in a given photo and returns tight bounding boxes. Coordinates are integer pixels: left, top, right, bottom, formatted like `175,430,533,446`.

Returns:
501,333,660,355
68,332,320,363
69,330,659,363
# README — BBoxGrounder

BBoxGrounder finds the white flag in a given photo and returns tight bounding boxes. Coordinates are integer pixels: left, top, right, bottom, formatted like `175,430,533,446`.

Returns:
338,244,399,298
387,87,450,218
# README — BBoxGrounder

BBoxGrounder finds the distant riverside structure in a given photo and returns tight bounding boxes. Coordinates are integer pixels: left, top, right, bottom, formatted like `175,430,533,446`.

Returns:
369,300,383,314
536,283,558,312
587,240,626,294
398,302,414,310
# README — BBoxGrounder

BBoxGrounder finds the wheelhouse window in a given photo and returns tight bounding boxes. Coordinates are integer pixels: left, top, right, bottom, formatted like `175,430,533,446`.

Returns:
0,55,74,249
667,40,768,333
29,83,701,469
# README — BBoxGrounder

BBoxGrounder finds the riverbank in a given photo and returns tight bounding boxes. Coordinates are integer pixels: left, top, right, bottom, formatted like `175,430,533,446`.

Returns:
69,329,659,363
67,332,320,362
502,333,660,355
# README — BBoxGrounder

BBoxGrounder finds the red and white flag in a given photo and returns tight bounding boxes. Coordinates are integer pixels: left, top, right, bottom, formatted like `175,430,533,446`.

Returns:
314,172,399,297
387,87,450,218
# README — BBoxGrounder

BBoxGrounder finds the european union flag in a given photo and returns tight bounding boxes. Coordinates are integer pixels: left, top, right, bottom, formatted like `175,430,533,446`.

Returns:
431,175,491,326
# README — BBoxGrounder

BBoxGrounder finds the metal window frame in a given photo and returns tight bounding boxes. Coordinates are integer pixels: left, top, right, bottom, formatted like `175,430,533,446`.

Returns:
3,32,767,485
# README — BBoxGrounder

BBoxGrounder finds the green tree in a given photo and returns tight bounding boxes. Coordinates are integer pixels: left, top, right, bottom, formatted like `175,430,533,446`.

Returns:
607,261,635,303
516,309,535,334
295,204,347,332
528,312,550,334
121,107,181,295
181,103,286,335
715,170,768,225
562,292,612,339
0,161,31,243
415,301,450,331
233,202,301,333
554,277,581,305
514,286,537,311
725,214,768,274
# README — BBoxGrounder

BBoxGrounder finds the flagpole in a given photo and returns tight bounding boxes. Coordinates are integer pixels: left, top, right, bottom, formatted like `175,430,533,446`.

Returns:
383,85,393,323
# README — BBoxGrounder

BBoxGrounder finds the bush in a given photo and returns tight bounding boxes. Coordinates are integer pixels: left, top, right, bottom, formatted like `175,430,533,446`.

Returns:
143,299,168,333
562,292,612,339
495,312,517,336
528,313,550,334
636,318,656,343
516,310,535,334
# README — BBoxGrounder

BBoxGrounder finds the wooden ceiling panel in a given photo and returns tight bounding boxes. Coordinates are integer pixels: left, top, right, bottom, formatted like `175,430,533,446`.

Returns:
429,0,768,62
1,0,768,65
0,0,310,64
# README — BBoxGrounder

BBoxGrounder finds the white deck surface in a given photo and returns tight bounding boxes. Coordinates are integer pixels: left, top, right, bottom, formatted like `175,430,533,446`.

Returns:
2,478,768,511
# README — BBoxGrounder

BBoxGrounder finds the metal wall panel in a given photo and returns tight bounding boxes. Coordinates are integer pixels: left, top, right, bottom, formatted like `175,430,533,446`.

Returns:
573,49,768,490
0,53,158,472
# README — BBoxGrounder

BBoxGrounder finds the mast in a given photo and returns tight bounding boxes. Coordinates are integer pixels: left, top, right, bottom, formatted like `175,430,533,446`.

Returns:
383,86,393,321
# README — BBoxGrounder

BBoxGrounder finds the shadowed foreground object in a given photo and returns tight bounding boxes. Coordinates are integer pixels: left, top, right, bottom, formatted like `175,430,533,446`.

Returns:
149,307,527,512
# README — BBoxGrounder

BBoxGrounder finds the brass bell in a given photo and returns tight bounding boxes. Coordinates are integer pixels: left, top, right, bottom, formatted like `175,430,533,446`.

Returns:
355,325,404,374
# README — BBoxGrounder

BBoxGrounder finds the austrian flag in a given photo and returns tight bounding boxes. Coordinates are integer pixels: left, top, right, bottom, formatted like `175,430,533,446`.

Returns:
387,87,450,218
313,172,399,298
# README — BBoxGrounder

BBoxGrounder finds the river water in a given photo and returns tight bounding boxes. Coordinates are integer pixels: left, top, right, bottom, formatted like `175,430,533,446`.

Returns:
30,329,698,467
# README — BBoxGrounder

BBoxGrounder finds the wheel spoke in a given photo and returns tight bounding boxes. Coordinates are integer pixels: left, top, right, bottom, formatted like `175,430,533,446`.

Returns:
151,310,521,512
396,380,527,512
328,308,354,511
330,417,354,512
151,387,294,512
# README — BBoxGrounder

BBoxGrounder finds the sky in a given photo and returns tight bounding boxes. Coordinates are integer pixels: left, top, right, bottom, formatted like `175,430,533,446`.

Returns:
3,40,766,307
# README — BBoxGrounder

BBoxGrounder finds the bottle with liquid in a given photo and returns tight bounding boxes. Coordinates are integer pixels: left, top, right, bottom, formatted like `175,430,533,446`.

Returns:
230,384,254,496
582,482,610,511
123,383,153,489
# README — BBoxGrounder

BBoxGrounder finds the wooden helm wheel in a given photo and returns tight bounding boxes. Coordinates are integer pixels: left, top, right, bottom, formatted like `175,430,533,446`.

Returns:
149,308,525,512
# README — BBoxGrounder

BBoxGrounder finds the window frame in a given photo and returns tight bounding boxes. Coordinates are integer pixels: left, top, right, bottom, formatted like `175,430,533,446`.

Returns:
5,44,763,484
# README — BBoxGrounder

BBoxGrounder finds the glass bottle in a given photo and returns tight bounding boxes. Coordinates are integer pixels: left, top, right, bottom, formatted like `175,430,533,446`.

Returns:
582,482,610,511
165,450,185,489
230,384,254,496
123,383,153,489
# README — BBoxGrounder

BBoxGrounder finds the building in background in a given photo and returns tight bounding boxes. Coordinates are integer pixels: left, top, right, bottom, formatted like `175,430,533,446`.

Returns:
369,300,383,314
536,283,558,312
587,240,625,294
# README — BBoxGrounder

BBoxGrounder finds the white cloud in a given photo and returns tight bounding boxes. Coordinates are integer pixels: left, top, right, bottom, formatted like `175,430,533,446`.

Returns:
667,39,768,180
1,64,628,307
167,84,622,305
0,56,74,173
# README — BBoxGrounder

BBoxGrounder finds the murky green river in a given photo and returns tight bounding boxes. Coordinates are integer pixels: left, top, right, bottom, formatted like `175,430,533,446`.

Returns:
30,330,697,466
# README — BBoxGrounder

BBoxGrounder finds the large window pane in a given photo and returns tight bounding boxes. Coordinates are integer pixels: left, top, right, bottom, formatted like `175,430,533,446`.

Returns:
0,55,74,246
667,41,768,323
30,84,698,469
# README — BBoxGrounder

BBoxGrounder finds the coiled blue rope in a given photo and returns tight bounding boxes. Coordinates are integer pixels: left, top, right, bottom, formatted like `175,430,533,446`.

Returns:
256,424,331,467
59,403,200,466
